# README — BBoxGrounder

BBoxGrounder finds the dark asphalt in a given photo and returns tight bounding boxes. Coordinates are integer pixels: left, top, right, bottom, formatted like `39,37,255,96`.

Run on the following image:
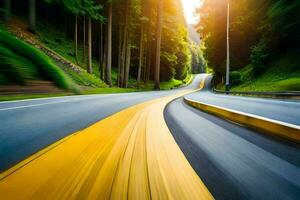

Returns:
186,76,300,126
165,77,300,200
0,75,204,173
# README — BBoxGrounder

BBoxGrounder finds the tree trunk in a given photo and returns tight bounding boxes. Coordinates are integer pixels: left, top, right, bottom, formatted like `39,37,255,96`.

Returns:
4,0,11,22
124,37,131,88
87,17,93,74
117,22,123,86
154,0,162,90
146,39,152,82
74,16,79,65
137,23,144,82
28,0,36,33
99,22,104,80
120,28,127,87
106,4,112,87
103,32,107,81
83,16,86,64
120,0,131,87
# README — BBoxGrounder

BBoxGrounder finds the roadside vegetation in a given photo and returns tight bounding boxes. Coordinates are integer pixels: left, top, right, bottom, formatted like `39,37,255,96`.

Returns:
0,0,206,100
0,27,73,90
197,0,300,92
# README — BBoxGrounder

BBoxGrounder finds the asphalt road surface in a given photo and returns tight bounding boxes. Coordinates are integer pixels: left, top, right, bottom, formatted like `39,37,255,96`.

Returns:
186,76,300,125
165,77,300,200
0,75,203,172
1,73,299,200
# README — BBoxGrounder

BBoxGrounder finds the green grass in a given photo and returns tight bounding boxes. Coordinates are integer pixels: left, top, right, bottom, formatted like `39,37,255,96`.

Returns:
82,87,144,95
36,22,192,91
36,22,103,78
0,27,74,90
54,60,107,88
218,51,300,92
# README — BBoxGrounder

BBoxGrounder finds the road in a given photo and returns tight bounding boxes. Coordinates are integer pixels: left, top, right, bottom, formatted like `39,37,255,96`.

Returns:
0,75,212,199
0,75,202,172
165,76,300,200
185,76,300,125
0,74,299,199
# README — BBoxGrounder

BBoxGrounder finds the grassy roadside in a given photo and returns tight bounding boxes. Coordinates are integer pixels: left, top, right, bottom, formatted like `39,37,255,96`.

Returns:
1,20,194,102
36,22,192,91
0,75,195,101
216,51,300,92
0,27,74,90
82,75,194,95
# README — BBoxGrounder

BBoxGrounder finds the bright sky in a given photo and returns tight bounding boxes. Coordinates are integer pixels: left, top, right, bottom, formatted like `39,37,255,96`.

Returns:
181,0,203,24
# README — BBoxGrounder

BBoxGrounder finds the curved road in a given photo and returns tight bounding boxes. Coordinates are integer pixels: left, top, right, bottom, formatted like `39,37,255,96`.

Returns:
1,73,299,199
186,76,300,125
165,76,300,200
0,75,202,172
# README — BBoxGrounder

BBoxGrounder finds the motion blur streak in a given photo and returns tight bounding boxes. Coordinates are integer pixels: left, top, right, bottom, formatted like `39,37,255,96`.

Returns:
0,82,212,200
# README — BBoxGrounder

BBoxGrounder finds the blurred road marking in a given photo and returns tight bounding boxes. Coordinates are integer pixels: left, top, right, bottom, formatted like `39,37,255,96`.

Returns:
0,77,212,199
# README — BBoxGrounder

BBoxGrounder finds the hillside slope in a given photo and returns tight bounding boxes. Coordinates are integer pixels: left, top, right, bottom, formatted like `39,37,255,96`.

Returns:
229,51,300,92
0,27,75,94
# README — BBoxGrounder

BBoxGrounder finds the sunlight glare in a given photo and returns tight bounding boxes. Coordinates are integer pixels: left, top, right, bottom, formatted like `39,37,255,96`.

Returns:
181,0,202,24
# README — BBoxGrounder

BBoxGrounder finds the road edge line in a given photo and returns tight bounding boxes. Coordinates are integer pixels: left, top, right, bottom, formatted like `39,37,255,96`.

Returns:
183,97,300,143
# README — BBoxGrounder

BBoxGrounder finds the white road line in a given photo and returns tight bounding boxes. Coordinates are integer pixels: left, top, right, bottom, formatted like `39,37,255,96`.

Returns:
0,100,75,111
0,95,109,111
0,96,71,104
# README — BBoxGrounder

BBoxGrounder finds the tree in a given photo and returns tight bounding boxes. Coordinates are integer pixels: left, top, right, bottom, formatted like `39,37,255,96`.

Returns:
87,17,93,73
137,1,148,82
197,0,300,84
83,1,102,74
99,21,104,80
75,16,79,65
118,0,131,88
83,16,86,64
39,0,191,88
106,3,112,86
154,0,163,90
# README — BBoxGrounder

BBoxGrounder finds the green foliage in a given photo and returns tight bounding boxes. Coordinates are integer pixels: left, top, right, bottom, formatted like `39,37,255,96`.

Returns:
190,42,206,74
250,39,269,75
199,0,300,89
36,22,107,87
161,8,191,81
44,0,103,20
229,50,300,91
0,28,71,89
277,78,300,91
229,71,242,87
160,52,177,81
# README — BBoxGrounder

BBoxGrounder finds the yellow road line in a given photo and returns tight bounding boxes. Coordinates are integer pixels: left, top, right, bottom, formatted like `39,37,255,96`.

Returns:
0,77,212,200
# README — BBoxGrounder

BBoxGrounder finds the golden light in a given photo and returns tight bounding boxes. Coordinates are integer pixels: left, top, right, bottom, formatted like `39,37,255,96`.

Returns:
181,0,203,24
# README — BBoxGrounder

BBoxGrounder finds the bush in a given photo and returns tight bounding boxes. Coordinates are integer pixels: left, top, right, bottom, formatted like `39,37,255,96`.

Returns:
277,78,300,91
250,39,269,75
0,29,71,89
230,71,242,86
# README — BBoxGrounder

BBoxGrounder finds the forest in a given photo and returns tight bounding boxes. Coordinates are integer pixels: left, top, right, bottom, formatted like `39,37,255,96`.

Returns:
0,0,205,96
197,0,300,91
